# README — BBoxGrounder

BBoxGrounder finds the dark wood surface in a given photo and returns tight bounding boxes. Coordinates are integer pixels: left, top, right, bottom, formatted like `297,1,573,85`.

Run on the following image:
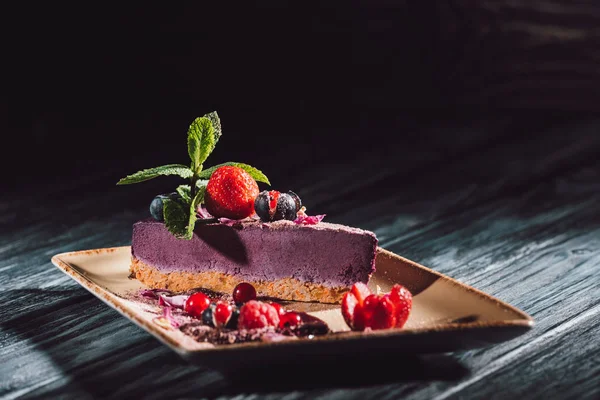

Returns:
2,111,599,399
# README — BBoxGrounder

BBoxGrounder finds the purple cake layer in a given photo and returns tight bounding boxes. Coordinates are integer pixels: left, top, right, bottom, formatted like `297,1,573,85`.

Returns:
131,218,377,288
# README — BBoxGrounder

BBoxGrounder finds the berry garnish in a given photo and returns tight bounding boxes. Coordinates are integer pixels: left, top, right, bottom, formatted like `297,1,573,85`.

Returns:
201,303,216,327
341,282,412,331
279,311,302,329
225,308,240,330
204,166,260,220
184,292,211,318
269,302,285,316
274,192,299,221
149,193,179,221
237,300,280,330
233,282,257,304
117,111,271,240
389,284,413,328
214,301,233,328
255,190,301,222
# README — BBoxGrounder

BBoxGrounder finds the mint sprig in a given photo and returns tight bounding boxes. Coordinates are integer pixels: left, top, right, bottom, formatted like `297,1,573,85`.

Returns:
117,111,269,239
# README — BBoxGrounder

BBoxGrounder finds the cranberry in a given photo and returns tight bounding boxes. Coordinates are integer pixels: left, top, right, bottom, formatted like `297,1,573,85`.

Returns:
214,301,233,328
233,282,257,303
279,311,302,329
184,292,211,318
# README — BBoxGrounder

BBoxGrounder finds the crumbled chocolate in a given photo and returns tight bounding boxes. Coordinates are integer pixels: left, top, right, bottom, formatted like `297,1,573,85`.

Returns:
180,323,279,344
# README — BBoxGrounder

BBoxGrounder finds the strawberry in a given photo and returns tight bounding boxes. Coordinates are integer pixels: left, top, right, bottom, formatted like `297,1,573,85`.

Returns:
204,166,260,219
341,282,412,331
341,282,372,330
389,284,412,328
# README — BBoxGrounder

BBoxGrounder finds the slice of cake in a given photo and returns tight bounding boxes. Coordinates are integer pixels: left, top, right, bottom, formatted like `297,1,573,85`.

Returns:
118,111,378,303
130,218,377,303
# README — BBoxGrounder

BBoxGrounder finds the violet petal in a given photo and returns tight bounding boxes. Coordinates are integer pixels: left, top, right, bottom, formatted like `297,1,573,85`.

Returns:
159,294,189,309
197,205,213,219
153,306,180,329
293,214,326,225
140,288,172,299
218,217,238,226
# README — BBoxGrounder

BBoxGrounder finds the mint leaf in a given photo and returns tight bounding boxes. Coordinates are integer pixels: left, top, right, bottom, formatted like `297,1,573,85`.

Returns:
164,185,206,240
197,162,270,185
193,184,206,205
204,111,222,148
187,118,203,173
176,185,192,203
117,164,193,185
198,119,215,166
195,179,209,189
187,117,215,173
163,198,190,239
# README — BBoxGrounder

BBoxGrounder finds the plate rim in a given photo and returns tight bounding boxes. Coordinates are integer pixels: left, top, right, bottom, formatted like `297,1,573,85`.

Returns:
51,246,534,356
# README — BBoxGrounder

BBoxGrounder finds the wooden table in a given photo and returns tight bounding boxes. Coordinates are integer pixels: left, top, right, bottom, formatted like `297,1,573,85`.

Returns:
2,112,599,399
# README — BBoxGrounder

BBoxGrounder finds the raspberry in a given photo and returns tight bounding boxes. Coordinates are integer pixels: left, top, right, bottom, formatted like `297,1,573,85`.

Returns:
237,300,280,330
204,166,260,220
389,284,412,328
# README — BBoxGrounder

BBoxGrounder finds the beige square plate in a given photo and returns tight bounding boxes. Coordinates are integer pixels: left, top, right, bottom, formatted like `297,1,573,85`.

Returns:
51,246,533,367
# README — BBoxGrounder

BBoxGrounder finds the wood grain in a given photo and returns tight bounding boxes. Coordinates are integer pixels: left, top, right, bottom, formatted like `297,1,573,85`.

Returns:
1,113,599,399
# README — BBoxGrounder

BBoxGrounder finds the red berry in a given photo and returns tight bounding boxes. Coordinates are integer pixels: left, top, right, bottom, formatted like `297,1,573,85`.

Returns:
341,292,358,329
389,284,412,328
184,292,211,318
279,311,302,329
350,282,371,304
237,300,280,330
204,166,260,219
269,302,285,316
370,294,397,330
341,282,373,331
361,294,380,328
214,301,233,328
233,282,257,303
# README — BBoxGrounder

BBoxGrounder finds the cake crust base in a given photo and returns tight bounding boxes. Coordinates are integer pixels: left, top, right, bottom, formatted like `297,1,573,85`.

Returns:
130,257,350,303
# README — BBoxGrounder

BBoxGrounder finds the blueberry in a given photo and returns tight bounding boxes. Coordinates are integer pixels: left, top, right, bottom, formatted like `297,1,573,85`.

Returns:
255,190,302,222
287,190,302,211
149,192,179,221
202,303,217,327
274,193,298,221
226,308,240,330
254,190,273,222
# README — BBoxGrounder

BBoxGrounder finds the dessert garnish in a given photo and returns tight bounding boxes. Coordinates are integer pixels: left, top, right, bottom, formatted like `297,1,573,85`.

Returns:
204,166,260,220
117,111,270,239
341,282,412,331
141,282,331,344
139,280,413,346
254,190,302,222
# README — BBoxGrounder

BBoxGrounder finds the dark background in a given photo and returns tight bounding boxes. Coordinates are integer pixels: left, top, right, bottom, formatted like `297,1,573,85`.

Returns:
4,2,600,195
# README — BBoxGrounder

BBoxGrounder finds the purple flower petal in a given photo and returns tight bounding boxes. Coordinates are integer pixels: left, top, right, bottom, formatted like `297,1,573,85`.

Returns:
153,306,180,329
218,217,239,226
159,294,189,309
293,214,326,225
197,205,213,219
140,288,172,299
